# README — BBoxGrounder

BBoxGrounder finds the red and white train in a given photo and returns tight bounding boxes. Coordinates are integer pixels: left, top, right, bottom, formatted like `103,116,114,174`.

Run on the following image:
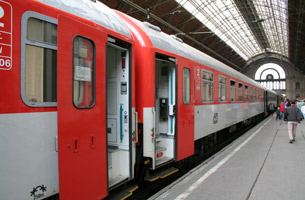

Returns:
0,1,281,200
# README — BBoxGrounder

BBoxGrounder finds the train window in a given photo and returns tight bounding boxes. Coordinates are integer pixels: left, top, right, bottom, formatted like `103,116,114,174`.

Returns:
254,88,257,101
183,68,191,105
245,85,248,101
27,18,57,44
250,86,253,101
230,80,236,102
238,83,243,102
201,70,213,102
218,76,226,102
260,90,264,100
73,36,95,108
21,13,58,107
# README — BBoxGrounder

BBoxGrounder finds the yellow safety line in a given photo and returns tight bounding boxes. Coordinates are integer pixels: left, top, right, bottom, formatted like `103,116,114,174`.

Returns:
121,193,132,200
161,169,179,179
121,185,139,200
129,186,138,193
149,176,160,182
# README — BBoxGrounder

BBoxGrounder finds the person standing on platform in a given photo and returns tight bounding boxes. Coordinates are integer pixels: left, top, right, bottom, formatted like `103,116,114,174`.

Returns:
285,99,289,109
280,101,285,119
284,100,302,143
297,99,303,110
301,102,305,119
275,107,281,120
286,101,291,109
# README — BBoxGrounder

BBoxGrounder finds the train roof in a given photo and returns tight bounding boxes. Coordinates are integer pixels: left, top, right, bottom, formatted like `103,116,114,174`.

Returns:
264,86,279,95
124,13,263,89
37,0,131,38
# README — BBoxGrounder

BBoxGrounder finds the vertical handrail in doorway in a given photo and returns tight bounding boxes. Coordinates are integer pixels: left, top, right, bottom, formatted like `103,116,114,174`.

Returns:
170,69,174,134
120,105,123,142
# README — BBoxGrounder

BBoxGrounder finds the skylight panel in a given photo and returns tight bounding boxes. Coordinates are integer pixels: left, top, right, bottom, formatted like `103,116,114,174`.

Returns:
183,1,196,14
175,0,262,60
253,0,288,57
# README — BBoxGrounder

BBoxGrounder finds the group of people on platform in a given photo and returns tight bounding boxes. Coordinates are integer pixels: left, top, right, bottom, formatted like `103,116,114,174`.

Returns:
273,99,305,143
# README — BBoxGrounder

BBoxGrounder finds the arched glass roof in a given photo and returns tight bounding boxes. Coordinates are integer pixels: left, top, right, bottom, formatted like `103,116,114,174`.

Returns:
175,0,289,61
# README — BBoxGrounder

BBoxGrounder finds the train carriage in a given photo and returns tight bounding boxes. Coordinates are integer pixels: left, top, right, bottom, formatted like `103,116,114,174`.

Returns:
116,11,267,173
0,0,136,199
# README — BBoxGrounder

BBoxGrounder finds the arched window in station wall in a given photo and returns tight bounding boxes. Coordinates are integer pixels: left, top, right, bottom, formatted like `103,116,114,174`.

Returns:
255,63,286,92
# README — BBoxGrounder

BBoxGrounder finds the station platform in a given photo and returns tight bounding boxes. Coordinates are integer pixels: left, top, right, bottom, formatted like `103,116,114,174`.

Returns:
150,116,305,200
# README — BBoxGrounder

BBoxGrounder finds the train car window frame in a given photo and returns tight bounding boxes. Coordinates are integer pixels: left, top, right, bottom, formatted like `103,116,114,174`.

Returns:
218,75,227,102
230,79,236,102
183,68,191,105
238,82,243,102
201,69,214,103
73,36,96,109
250,86,253,102
21,12,58,107
244,85,248,102
254,88,257,101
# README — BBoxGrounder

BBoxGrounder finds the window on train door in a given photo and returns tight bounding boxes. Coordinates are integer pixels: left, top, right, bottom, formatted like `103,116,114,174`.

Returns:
250,86,253,101
201,70,213,102
73,36,95,108
230,80,236,102
254,88,257,101
245,85,248,102
183,68,191,105
21,13,58,107
218,75,226,102
238,83,243,102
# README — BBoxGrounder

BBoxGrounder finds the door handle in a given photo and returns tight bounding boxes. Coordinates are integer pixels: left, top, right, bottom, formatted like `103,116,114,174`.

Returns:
90,135,95,149
72,137,79,153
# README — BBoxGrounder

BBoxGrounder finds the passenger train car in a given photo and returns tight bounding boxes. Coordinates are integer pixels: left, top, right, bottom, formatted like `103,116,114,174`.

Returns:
0,1,281,200
116,11,280,172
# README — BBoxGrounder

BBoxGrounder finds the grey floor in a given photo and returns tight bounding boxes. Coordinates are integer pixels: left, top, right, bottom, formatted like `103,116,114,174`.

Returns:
150,117,305,200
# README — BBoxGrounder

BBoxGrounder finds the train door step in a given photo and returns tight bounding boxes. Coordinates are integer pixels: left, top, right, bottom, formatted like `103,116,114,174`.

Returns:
156,156,172,166
144,167,179,182
109,185,138,200
108,145,119,153
109,175,129,188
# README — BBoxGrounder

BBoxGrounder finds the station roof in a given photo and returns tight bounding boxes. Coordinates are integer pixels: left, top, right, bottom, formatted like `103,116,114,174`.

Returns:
101,0,305,74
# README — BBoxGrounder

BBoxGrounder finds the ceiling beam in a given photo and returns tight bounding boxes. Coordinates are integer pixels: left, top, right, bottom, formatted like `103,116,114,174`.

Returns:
233,0,269,49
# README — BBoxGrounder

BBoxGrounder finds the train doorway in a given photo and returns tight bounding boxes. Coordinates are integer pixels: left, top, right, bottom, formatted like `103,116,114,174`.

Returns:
154,54,177,168
106,39,132,188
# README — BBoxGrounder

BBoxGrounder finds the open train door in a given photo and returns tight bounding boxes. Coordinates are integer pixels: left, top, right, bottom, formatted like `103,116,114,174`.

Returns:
152,55,194,168
106,39,133,189
57,15,107,200
152,54,177,169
